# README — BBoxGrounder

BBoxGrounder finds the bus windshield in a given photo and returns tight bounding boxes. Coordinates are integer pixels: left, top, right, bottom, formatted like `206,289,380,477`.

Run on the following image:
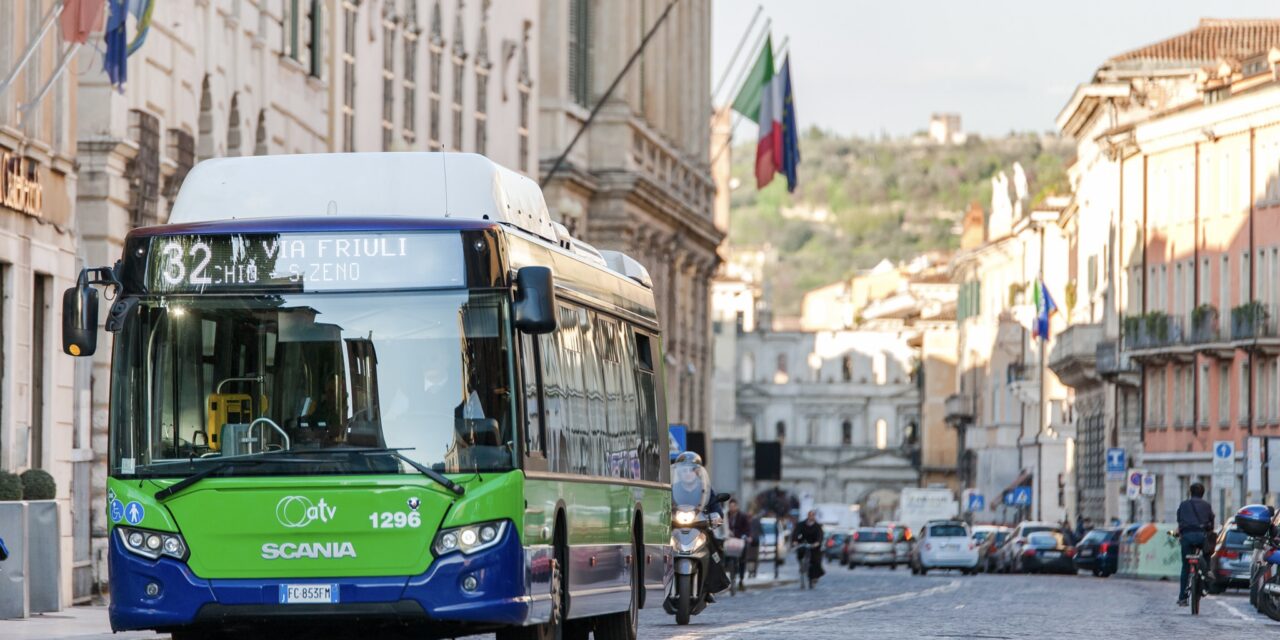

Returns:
109,290,516,478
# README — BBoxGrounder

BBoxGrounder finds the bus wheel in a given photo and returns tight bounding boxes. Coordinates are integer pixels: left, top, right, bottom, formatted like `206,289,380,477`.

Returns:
499,543,569,640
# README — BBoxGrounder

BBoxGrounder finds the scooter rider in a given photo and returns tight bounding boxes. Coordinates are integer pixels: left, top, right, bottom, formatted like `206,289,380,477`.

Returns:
672,453,731,596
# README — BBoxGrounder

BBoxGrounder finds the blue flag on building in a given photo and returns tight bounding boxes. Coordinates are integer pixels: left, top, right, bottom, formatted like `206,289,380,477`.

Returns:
104,0,128,90
1033,280,1057,341
780,55,801,193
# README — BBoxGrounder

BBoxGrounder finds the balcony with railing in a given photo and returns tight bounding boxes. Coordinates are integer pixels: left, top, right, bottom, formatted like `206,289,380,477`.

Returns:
1121,312,1187,362
1095,339,1139,386
945,394,974,425
1048,323,1102,388
1232,302,1280,353
1190,304,1234,359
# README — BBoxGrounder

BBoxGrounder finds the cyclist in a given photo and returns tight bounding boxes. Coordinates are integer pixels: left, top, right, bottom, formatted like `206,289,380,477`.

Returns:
1175,482,1216,607
791,510,825,587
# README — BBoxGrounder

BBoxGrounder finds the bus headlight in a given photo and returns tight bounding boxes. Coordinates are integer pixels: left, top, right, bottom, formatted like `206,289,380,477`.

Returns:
118,527,188,561
433,520,508,557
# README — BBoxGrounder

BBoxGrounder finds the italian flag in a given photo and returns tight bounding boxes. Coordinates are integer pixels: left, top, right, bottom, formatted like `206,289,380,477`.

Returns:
731,37,782,189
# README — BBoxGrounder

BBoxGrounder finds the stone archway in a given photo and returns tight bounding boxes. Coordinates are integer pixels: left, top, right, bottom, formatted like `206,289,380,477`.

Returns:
859,487,901,524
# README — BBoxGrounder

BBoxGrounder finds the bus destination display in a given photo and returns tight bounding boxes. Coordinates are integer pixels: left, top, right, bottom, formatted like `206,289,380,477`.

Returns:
145,232,465,293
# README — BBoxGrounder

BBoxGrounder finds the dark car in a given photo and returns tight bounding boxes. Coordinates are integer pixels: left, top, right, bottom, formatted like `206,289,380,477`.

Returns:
1015,531,1076,574
1209,522,1253,593
1073,528,1120,577
823,531,849,562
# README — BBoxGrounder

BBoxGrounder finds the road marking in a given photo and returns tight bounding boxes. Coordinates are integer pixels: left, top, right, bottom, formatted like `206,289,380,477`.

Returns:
667,579,963,639
1213,597,1255,622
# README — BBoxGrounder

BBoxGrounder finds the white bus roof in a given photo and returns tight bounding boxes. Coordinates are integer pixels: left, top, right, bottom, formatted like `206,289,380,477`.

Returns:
169,152,558,241
167,152,654,289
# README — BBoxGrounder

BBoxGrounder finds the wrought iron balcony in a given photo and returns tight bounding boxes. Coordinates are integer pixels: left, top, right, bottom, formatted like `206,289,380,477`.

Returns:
1096,339,1139,386
1231,302,1277,341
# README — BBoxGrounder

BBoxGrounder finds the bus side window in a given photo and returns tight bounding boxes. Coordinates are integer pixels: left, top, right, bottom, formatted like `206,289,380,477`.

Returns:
520,334,547,469
539,327,568,474
631,329,660,482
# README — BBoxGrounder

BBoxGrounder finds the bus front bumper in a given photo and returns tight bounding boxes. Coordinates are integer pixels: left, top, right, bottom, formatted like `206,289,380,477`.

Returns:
108,526,535,632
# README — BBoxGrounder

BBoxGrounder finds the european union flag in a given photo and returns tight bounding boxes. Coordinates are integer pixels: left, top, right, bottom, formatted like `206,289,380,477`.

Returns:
780,56,800,193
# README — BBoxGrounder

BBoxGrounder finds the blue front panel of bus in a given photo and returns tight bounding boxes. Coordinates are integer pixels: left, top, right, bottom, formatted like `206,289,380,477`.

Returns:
109,526,529,631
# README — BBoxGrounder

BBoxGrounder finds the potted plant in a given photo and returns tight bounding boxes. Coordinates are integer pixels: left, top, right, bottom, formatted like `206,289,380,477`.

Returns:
0,470,26,620
0,469,61,620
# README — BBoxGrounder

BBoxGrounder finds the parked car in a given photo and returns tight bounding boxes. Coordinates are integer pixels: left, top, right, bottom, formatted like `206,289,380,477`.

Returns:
846,527,898,569
823,531,850,563
1073,527,1119,577
993,522,1060,573
877,521,915,567
911,520,979,575
756,517,779,574
1014,531,1076,574
972,525,1011,573
1209,521,1253,593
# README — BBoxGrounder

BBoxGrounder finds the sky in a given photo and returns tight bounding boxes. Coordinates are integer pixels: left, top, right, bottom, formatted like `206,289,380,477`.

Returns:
712,0,1280,138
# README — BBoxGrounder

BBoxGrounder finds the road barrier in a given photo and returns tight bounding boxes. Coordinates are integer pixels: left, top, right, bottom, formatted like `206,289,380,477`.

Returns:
1116,522,1180,580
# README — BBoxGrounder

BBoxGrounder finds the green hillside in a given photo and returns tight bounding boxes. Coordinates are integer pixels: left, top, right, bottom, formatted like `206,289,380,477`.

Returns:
729,129,1074,315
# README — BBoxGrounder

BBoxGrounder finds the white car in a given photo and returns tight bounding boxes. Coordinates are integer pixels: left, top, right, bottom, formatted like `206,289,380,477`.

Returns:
912,520,979,575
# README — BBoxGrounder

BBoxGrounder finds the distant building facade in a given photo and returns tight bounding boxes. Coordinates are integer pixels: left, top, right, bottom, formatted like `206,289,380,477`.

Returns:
538,0,722,438
0,0,87,606
735,327,920,520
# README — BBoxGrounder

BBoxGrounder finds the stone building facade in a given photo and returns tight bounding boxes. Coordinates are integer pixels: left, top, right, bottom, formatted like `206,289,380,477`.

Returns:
735,328,920,520
0,0,90,605
538,0,722,438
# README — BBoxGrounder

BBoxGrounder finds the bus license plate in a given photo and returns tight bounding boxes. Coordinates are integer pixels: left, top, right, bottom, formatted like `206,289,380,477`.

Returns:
279,584,339,604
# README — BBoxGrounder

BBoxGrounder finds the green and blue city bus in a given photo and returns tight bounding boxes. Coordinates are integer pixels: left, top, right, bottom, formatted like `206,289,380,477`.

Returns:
62,153,672,640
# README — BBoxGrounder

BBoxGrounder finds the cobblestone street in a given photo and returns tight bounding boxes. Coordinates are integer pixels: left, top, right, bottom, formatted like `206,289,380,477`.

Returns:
636,565,1279,639
9,564,1279,639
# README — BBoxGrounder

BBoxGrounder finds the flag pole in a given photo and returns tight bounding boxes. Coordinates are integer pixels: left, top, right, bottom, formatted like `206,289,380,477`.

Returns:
1037,224,1047,522
709,34,786,167
541,0,680,188
711,5,764,104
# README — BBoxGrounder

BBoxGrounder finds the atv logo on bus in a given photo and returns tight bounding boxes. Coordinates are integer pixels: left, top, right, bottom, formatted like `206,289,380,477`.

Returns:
261,541,357,560
275,496,336,528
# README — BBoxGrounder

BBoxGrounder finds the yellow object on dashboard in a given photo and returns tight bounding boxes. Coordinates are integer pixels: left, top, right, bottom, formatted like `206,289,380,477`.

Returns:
206,393,267,451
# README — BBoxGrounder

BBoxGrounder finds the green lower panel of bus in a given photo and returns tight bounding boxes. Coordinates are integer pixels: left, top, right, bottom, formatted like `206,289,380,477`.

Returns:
106,472,524,579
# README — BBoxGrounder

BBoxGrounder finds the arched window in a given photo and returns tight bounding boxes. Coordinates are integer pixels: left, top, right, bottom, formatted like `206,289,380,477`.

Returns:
253,110,268,155
874,419,887,450
196,75,214,161
841,419,852,445
227,92,242,156
842,355,853,382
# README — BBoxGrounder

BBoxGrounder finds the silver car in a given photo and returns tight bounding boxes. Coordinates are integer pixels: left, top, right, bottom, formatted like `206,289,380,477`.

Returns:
847,527,898,569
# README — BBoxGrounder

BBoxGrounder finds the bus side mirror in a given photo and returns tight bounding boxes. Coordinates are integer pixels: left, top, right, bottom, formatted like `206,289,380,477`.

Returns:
514,266,557,334
62,281,99,357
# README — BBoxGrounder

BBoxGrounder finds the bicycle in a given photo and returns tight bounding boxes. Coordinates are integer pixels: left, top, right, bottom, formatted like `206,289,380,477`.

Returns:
1169,530,1213,615
796,543,820,589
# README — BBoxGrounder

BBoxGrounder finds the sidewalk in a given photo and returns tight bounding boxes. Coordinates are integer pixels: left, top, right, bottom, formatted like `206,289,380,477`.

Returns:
0,607,161,640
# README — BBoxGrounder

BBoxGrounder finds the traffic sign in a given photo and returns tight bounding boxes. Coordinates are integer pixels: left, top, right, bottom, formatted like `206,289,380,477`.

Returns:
1008,486,1032,507
1213,440,1235,487
1141,472,1156,496
967,492,985,512
1105,448,1126,480
1126,469,1145,500
668,424,687,459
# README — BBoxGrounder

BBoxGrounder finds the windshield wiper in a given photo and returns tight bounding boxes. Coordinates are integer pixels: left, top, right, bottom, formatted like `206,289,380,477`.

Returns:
154,455,324,502
287,447,465,496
